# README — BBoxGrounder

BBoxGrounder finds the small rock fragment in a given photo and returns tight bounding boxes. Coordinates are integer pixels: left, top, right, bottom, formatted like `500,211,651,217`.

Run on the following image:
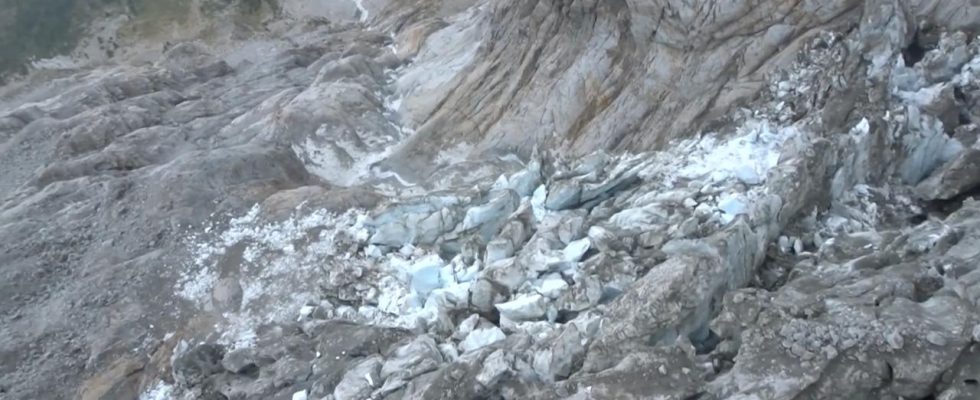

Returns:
221,348,257,374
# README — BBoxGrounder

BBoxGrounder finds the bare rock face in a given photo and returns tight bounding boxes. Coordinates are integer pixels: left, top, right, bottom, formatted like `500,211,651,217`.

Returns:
916,148,980,200
2,0,980,400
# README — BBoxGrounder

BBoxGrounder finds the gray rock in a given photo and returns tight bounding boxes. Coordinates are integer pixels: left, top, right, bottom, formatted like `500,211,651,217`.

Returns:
544,181,582,211
482,258,528,293
211,277,243,312
333,356,382,400
475,349,514,388
221,348,258,374
533,324,586,381
4,1,980,400
916,148,980,200
556,211,588,245
569,346,704,399
173,344,226,388
467,278,508,313
380,335,443,381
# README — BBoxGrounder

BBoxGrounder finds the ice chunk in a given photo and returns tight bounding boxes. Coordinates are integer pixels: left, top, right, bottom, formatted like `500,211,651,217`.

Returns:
454,314,482,339
365,245,383,258
440,343,460,360
733,164,762,185
491,174,510,191
535,274,569,299
424,282,471,311
531,184,549,220
562,238,591,262
392,254,445,298
717,194,748,224
678,120,795,185
508,161,542,197
459,326,506,353
545,180,582,210
461,190,518,231
440,257,480,284
485,238,516,264
495,294,548,321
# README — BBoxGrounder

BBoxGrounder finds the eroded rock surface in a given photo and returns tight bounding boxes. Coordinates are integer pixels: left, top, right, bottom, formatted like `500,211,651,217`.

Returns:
2,1,980,400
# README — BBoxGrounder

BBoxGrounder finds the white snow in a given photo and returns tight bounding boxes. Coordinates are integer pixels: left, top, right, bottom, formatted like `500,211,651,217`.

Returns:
177,206,374,348
675,119,796,186
297,127,405,188
139,381,174,400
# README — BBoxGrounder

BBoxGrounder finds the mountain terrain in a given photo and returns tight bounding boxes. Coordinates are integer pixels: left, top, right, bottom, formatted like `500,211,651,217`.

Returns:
2,0,980,399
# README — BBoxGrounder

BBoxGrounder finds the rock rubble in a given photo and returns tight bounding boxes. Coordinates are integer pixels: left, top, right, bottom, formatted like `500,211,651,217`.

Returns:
2,1,980,399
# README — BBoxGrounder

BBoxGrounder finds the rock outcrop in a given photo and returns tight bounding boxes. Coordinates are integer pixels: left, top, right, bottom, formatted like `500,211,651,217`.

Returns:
1,1,980,400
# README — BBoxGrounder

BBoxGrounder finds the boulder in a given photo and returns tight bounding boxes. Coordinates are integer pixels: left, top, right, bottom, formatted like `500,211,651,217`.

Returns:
915,148,980,200
333,356,382,400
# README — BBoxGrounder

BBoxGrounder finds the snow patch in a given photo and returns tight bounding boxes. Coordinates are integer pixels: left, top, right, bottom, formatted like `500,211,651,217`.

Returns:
139,381,175,400
353,0,369,22
676,119,796,186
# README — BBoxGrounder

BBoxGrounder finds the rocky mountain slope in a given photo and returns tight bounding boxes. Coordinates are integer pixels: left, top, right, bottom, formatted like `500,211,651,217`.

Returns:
1,0,980,399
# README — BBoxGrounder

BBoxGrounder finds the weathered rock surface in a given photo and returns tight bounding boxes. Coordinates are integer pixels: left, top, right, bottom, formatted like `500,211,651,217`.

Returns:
3,1,980,400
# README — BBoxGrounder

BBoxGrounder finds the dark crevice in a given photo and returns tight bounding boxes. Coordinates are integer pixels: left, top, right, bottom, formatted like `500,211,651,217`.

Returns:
691,328,721,355
554,309,579,324
954,86,969,103
959,111,973,127
752,249,795,291
921,184,980,219
909,213,928,225
913,275,944,302
902,29,933,67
